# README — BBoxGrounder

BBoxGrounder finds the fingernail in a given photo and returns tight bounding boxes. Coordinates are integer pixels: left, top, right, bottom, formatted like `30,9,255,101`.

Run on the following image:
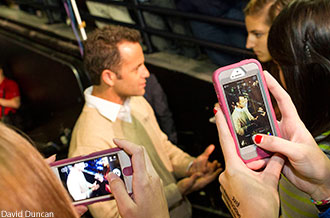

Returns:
213,107,218,115
253,134,263,144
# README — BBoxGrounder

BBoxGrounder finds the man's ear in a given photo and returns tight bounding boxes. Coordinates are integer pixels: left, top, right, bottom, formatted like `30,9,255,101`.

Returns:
101,69,117,87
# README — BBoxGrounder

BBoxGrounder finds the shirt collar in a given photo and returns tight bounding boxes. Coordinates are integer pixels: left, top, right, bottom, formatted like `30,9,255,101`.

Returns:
84,86,132,123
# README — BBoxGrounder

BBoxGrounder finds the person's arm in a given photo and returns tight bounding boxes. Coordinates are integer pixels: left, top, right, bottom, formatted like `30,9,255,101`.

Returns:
232,111,244,136
0,79,20,109
0,96,20,109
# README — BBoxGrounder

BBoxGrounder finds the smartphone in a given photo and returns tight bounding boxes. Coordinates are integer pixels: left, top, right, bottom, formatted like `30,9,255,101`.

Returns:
212,59,280,163
50,148,133,206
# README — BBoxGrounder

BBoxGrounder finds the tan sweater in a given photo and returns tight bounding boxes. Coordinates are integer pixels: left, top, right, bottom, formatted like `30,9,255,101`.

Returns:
69,96,194,218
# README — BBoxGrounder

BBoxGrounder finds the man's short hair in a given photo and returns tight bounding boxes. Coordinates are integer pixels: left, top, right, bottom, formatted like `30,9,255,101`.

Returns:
83,25,141,85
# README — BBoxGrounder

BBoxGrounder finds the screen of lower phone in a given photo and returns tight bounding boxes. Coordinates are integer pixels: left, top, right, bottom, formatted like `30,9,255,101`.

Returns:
56,153,124,202
223,75,273,148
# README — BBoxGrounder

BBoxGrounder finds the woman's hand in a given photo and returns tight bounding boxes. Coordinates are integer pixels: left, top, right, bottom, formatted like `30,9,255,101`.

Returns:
108,138,169,218
215,104,284,218
252,71,330,201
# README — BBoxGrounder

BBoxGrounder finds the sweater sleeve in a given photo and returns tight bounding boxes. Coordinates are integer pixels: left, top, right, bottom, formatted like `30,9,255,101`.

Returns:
164,183,184,208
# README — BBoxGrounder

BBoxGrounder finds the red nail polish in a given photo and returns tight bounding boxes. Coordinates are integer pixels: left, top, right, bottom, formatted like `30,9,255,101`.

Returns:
213,108,218,115
254,135,263,144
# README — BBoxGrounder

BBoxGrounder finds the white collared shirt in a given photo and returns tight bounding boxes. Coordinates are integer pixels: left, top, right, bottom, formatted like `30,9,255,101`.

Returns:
84,86,132,123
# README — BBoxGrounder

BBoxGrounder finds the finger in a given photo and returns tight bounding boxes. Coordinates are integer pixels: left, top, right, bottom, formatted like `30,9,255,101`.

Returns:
263,71,299,121
113,138,142,156
246,159,267,170
74,205,88,216
207,160,220,173
201,168,222,183
209,168,222,179
195,168,222,189
191,172,203,180
263,153,285,185
253,134,305,162
45,154,56,164
215,106,244,164
107,172,135,209
113,138,148,181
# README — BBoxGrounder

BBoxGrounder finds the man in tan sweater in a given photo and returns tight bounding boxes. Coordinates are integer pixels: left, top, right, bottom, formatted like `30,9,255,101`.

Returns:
69,25,221,218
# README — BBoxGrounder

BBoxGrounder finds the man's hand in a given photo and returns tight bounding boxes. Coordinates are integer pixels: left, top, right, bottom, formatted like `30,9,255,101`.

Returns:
178,167,222,195
188,144,221,175
91,181,100,191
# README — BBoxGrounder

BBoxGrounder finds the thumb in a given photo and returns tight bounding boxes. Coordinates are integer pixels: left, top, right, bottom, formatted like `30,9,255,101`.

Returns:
107,172,134,208
74,205,88,216
202,144,215,158
252,134,300,161
45,154,56,164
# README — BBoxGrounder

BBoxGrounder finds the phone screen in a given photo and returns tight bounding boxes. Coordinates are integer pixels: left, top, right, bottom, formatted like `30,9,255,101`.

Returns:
223,74,273,148
55,153,124,203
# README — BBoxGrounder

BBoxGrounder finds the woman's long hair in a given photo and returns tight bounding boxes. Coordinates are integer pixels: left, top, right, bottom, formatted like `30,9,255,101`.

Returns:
268,0,330,136
0,123,78,217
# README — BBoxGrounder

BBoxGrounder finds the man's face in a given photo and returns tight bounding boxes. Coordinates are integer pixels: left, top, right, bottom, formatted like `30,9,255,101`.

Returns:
245,14,272,62
237,96,248,108
113,41,150,98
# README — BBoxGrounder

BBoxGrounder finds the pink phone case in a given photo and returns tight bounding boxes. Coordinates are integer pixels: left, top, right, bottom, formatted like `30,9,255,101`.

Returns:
50,147,122,167
212,59,281,163
50,147,133,206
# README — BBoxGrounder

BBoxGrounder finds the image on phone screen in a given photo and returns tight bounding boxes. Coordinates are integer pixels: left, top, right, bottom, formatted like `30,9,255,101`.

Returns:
223,75,273,148
55,154,124,202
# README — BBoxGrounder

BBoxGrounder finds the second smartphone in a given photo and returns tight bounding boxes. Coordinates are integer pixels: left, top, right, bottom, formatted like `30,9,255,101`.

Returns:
50,148,133,206
213,59,281,163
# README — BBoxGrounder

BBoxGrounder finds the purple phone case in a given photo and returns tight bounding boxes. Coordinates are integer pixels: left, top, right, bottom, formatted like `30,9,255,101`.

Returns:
50,147,131,206
212,59,281,163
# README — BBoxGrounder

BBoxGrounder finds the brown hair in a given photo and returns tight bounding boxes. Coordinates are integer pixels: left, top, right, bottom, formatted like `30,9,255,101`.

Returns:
268,0,330,136
0,123,78,217
244,0,276,25
84,25,141,85
244,0,293,26
269,0,294,23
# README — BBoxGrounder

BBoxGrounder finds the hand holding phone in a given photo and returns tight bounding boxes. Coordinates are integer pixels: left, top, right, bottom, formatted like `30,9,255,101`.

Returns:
50,148,133,206
213,59,280,163
108,139,170,218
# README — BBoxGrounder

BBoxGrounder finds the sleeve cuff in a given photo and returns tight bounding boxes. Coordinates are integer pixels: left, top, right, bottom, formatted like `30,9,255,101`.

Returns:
164,183,183,208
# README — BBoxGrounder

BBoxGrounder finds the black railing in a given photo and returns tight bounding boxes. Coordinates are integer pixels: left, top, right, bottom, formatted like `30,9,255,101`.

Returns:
8,0,254,57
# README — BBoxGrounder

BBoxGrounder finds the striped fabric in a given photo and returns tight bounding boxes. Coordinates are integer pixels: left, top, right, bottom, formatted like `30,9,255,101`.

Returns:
279,130,330,218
